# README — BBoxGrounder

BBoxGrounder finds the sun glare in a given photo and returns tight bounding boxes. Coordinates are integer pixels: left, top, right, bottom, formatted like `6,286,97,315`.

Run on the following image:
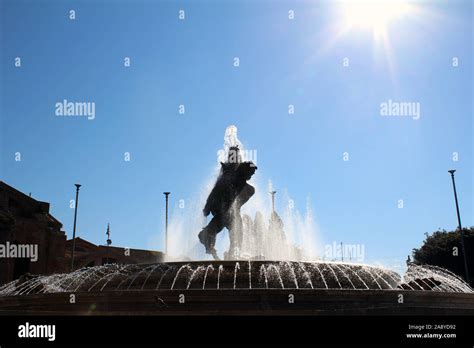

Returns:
343,0,413,39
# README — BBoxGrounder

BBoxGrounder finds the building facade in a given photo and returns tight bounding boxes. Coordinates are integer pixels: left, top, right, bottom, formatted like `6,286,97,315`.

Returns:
65,237,163,269
0,181,164,285
0,181,68,285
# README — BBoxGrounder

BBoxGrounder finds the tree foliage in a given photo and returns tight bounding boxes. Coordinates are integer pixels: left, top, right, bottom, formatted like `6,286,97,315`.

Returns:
412,227,474,285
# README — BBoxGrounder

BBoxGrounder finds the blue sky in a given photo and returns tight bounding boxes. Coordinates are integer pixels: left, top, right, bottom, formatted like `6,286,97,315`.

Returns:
1,0,472,267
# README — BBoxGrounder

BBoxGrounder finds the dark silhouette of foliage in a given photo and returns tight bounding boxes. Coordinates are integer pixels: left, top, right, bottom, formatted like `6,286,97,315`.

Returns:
412,227,474,285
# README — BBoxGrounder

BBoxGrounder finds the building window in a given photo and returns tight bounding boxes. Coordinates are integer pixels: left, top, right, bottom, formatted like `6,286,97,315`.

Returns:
102,258,116,265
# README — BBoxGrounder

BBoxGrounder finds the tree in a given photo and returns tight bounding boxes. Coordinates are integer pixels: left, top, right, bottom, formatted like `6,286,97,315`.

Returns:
412,227,474,285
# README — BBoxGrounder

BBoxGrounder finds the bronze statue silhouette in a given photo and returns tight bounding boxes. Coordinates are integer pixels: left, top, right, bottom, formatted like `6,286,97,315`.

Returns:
198,146,257,259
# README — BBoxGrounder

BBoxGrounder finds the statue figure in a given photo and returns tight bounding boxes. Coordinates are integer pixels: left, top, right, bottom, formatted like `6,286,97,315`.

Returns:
198,146,257,259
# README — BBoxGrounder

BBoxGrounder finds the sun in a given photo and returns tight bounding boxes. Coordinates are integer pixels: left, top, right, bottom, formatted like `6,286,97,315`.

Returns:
343,0,413,40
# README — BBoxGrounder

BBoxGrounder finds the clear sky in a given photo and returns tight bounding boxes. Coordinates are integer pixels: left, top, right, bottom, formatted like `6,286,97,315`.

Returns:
1,0,472,268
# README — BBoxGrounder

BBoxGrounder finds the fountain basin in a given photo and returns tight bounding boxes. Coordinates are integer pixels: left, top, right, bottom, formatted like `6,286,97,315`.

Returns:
1,289,474,315
0,261,403,295
1,261,472,315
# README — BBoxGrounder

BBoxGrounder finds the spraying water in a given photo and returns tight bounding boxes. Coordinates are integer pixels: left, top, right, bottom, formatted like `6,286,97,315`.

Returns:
164,125,320,261
1,261,472,296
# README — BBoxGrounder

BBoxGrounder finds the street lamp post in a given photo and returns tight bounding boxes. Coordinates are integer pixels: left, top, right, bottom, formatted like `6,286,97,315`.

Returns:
70,183,81,272
448,170,470,284
163,192,170,255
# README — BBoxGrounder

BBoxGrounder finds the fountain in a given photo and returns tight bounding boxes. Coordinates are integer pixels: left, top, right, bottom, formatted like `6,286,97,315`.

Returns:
0,125,472,315
0,261,471,295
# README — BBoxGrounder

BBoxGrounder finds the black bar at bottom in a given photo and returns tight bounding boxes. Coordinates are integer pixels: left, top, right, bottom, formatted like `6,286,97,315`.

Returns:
0,315,473,346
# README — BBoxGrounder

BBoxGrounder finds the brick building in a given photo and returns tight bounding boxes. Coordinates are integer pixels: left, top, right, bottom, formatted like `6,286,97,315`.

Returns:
0,181,67,285
65,237,163,269
0,181,164,285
